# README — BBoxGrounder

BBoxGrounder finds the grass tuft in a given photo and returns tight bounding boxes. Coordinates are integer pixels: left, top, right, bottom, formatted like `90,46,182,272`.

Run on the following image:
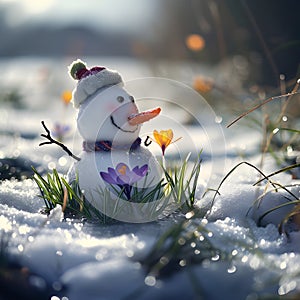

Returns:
204,161,300,234
32,152,203,223
162,151,202,210
223,78,300,234
141,218,224,277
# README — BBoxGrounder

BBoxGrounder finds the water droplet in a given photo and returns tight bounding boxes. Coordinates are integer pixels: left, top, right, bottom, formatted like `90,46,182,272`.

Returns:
215,115,223,124
201,218,208,225
179,259,186,267
199,235,205,242
58,156,68,166
211,254,220,261
126,250,134,257
282,115,288,122
43,154,51,162
137,241,145,249
279,261,287,270
28,236,34,242
207,232,213,237
95,249,108,261
227,265,237,273
272,128,279,134
17,244,24,252
231,249,238,256
48,162,56,170
260,239,266,246
241,255,248,263
178,237,186,245
194,249,201,255
145,275,156,286
190,242,196,248
185,211,194,219
56,250,63,256
18,225,30,235
280,74,285,81
159,256,169,265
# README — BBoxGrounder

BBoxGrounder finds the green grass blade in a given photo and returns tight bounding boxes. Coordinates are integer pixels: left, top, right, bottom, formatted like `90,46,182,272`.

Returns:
257,200,300,226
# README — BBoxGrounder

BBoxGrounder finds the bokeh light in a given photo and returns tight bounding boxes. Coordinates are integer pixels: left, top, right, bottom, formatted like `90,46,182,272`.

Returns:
61,90,72,105
193,76,214,93
185,34,205,51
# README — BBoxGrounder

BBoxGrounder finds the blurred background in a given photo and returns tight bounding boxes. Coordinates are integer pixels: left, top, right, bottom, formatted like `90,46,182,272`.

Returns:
0,0,299,106
0,0,300,133
0,0,299,83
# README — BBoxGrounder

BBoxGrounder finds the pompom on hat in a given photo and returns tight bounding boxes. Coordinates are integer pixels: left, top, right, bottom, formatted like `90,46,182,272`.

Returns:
68,59,123,108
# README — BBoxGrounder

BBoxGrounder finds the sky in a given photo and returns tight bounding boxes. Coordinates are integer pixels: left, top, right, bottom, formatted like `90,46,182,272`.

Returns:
0,0,157,34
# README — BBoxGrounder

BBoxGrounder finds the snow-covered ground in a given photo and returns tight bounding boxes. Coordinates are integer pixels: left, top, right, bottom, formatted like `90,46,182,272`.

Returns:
0,58,300,299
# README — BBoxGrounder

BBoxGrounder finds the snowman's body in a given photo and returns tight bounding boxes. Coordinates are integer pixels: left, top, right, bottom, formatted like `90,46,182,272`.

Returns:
74,146,162,210
67,71,162,221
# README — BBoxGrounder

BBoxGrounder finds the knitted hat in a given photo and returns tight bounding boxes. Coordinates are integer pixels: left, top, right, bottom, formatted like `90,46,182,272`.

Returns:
68,59,123,108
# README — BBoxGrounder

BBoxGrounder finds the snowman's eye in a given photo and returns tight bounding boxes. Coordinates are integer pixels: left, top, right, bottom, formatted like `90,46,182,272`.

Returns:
129,96,135,103
117,96,124,103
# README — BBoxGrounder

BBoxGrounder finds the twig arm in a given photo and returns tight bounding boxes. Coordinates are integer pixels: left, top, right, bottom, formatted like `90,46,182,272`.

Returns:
39,121,81,161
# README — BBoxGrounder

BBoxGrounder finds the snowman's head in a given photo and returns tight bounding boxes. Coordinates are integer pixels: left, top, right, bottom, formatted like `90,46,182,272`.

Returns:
77,85,141,145
69,60,160,146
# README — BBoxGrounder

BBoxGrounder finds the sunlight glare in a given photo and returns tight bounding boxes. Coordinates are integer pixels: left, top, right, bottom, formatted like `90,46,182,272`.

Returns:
20,0,54,14
0,215,12,232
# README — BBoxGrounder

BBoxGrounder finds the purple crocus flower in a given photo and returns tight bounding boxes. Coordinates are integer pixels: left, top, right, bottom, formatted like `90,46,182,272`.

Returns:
100,163,148,200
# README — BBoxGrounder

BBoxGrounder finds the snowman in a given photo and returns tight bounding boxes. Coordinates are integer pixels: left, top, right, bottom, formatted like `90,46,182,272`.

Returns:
67,60,163,222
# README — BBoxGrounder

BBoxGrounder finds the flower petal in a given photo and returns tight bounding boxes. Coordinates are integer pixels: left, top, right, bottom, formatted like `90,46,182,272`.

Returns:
117,174,130,185
116,162,129,176
152,129,181,156
160,129,173,147
133,164,148,177
101,162,149,198
153,130,162,147
129,173,142,184
153,129,173,148
100,172,116,184
107,167,118,182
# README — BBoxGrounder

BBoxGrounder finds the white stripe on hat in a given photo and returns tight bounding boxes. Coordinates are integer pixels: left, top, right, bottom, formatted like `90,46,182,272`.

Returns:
72,68,123,108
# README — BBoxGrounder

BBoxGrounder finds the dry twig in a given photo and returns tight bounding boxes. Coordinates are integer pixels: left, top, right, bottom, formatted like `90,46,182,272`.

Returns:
39,121,81,161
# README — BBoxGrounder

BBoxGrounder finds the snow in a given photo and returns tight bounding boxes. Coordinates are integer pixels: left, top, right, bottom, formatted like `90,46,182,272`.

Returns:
0,58,300,299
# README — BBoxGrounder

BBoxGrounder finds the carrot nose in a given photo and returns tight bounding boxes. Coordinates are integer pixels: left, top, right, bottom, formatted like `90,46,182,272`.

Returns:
128,107,161,126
